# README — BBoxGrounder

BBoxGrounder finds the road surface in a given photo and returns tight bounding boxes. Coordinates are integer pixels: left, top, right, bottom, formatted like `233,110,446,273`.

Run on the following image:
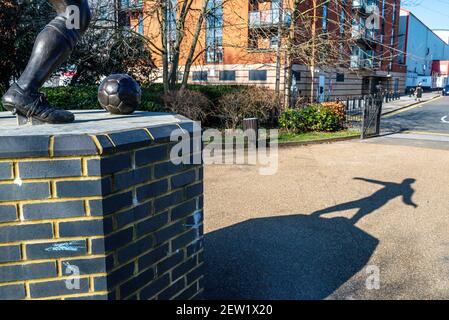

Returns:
372,96,449,150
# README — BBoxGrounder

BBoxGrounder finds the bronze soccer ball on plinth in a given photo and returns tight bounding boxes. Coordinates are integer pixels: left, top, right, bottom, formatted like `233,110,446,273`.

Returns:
98,74,141,115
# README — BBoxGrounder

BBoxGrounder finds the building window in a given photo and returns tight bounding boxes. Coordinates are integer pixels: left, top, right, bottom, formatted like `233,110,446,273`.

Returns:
206,0,223,63
293,70,301,81
339,10,345,35
336,73,345,82
322,3,328,32
192,71,208,81
219,70,236,81
137,14,144,34
249,70,267,81
166,0,177,62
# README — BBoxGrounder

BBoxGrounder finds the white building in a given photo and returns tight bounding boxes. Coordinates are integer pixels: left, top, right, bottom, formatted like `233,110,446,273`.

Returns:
398,9,449,88
433,29,449,45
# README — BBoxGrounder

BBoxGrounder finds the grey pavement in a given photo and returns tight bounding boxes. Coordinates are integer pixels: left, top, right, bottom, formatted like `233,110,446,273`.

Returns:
204,141,449,299
204,98,449,299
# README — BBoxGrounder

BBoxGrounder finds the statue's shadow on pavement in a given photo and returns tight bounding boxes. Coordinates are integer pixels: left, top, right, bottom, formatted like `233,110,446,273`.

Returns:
204,178,417,300
204,214,378,300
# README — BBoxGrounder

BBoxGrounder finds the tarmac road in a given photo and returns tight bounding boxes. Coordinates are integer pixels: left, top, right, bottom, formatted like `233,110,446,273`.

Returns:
372,96,449,150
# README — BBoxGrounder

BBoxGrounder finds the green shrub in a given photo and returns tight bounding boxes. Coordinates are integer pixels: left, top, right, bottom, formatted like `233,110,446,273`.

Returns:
279,104,343,133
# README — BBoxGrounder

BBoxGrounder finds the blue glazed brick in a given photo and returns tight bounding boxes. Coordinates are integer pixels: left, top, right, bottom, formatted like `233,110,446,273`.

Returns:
87,153,132,176
61,256,114,275
23,200,85,220
136,179,168,202
91,228,134,254
0,162,12,180
136,212,169,238
59,218,113,237
171,170,196,189
101,262,135,288
0,182,50,201
117,235,154,264
19,159,81,179
0,284,26,300
135,145,168,166
53,135,99,156
0,245,21,263
29,278,89,298
95,135,115,154
154,191,184,213
157,251,184,276
0,136,49,159
154,161,186,179
147,124,183,143
140,274,170,300
171,199,197,221
116,202,152,228
119,267,155,298
171,229,199,251
186,182,203,199
26,240,87,260
56,178,111,198
138,243,169,270
89,191,133,216
154,220,186,246
108,130,152,151
0,205,17,222
0,223,53,242
0,262,57,282
114,167,151,191
172,256,197,281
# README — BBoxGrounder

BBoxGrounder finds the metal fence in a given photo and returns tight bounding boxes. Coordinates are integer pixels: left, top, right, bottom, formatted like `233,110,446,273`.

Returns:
293,92,394,139
343,94,384,139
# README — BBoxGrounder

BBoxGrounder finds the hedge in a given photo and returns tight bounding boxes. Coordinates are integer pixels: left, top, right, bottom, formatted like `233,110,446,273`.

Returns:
0,84,246,112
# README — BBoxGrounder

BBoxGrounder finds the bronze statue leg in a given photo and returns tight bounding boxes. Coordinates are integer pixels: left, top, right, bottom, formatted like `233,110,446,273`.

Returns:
17,0,91,93
1,0,91,124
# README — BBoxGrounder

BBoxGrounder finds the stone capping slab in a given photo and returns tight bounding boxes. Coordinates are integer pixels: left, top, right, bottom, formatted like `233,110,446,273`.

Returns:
0,111,200,159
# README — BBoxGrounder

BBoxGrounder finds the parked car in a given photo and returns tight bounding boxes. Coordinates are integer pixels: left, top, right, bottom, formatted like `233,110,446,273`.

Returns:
443,85,449,96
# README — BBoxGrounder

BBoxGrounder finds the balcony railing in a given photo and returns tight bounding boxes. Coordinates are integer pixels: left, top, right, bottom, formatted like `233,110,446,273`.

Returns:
350,54,379,70
351,24,377,43
121,0,143,11
249,9,292,28
352,0,378,14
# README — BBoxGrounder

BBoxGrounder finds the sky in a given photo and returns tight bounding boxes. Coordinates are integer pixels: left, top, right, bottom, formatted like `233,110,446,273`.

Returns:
402,0,449,30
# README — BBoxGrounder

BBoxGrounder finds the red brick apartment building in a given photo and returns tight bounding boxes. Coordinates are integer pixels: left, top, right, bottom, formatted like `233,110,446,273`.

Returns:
121,0,406,100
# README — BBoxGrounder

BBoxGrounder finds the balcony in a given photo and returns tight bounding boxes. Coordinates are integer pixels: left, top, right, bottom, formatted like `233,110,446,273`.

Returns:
352,0,378,15
351,24,377,44
350,54,379,70
121,0,143,11
249,9,292,29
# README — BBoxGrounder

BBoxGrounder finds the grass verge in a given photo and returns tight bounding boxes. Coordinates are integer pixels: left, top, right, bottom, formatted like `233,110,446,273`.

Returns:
279,130,359,143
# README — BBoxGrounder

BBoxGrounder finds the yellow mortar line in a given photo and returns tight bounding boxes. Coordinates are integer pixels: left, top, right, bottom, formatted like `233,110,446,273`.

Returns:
402,130,449,137
104,134,116,147
143,128,155,140
0,196,102,206
48,136,55,157
88,134,103,154
0,155,101,162
0,216,108,228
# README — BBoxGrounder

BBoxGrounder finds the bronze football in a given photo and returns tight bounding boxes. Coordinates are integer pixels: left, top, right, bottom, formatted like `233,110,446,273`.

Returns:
98,74,141,115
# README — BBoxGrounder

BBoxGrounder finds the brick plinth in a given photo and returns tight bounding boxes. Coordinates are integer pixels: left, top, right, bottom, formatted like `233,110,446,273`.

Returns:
0,111,204,300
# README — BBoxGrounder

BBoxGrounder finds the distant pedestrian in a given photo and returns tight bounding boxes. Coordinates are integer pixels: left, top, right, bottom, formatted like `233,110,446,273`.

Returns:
409,87,415,98
415,85,423,102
